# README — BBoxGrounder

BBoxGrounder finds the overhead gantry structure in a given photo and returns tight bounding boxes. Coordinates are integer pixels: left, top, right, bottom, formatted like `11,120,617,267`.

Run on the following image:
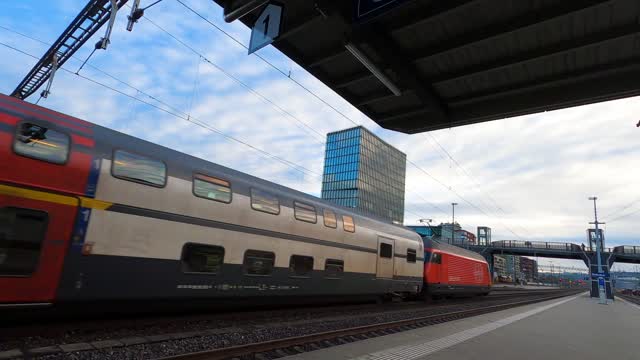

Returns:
10,0,132,100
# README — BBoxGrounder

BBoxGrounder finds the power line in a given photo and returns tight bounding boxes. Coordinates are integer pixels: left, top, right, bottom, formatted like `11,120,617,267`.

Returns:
608,207,640,223
136,12,512,225
0,40,322,181
174,0,362,128
424,133,535,238
427,134,503,214
165,3,531,236
603,198,640,220
0,38,441,224
136,15,326,144
0,27,442,223
1,18,526,233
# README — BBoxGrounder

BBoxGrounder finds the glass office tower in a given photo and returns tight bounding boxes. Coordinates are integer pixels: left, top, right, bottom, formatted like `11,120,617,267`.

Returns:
321,126,406,224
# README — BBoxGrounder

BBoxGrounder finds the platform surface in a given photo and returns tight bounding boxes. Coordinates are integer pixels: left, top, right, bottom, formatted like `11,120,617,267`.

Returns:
283,293,640,360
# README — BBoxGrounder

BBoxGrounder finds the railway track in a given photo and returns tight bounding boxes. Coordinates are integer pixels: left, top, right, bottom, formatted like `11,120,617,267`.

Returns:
617,292,640,305
0,289,582,359
155,289,582,360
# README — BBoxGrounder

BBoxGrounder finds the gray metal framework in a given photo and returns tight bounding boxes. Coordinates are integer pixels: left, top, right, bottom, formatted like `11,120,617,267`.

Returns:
11,0,129,100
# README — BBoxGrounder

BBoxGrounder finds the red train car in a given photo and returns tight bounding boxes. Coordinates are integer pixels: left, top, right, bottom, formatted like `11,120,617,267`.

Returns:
422,238,491,298
0,94,97,305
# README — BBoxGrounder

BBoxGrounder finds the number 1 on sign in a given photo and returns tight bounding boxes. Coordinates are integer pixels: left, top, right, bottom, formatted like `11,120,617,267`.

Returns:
263,15,270,38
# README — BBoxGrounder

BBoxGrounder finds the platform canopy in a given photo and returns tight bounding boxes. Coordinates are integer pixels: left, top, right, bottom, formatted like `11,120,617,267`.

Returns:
215,0,640,133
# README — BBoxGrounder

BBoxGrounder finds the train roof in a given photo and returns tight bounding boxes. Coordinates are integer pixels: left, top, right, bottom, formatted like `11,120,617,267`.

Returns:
423,238,487,263
0,94,419,241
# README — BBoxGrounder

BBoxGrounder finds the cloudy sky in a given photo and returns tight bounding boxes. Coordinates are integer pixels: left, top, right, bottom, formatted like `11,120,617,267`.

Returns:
1,1,638,271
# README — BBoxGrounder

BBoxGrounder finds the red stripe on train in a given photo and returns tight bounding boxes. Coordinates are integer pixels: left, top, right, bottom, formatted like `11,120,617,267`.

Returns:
0,94,93,128
0,113,20,126
71,133,95,148
0,101,93,134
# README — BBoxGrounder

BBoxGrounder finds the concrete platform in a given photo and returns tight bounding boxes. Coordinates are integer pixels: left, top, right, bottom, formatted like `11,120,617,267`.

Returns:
283,293,640,360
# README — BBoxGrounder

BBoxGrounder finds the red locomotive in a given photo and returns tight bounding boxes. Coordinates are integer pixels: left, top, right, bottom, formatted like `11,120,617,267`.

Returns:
422,238,491,299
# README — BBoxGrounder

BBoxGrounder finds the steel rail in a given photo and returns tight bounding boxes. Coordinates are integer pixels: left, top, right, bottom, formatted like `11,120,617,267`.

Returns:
158,290,582,360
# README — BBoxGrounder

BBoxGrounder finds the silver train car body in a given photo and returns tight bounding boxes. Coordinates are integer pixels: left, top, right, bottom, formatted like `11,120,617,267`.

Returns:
2,100,425,303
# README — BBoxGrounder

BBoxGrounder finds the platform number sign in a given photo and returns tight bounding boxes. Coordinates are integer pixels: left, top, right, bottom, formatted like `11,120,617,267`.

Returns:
598,277,605,288
248,2,284,55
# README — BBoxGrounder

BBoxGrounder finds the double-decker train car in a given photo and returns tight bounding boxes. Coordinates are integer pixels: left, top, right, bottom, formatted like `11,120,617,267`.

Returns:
422,238,491,298
0,93,424,307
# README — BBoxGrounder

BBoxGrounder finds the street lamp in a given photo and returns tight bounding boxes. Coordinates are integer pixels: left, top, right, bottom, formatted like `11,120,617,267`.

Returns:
589,196,607,305
451,203,458,244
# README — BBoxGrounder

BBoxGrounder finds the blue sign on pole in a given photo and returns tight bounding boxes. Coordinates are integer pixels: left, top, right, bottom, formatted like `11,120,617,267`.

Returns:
591,272,606,278
355,0,411,21
598,277,605,287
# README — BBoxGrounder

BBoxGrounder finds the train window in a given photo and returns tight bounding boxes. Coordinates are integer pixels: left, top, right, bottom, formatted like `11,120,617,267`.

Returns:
251,189,280,215
244,250,275,275
325,259,344,278
407,249,417,263
0,207,48,276
181,244,224,274
431,253,442,264
289,255,314,277
342,215,355,232
323,209,337,228
193,174,232,203
294,202,317,223
112,150,166,187
380,243,392,258
13,123,69,164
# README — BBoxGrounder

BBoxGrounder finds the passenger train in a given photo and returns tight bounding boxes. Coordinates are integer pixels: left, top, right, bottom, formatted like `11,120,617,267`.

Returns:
0,93,489,308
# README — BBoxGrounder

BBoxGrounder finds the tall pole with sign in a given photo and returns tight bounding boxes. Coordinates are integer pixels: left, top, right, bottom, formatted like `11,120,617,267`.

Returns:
589,196,607,304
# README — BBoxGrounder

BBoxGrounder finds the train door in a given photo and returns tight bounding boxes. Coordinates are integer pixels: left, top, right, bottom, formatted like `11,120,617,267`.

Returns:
430,251,442,284
0,186,80,304
376,237,395,279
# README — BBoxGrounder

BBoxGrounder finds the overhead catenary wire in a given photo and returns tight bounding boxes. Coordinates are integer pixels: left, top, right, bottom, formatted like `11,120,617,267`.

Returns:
137,15,326,145
424,133,536,239
174,0,362,128
0,30,446,223
603,198,640,220
0,25,326,147
0,17,527,232
170,3,531,235
0,41,322,181
3,21,497,233
607,207,640,223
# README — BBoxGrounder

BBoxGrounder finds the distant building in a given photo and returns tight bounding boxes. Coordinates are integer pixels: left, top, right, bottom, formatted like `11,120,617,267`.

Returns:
439,223,462,244
321,126,406,223
519,257,538,281
493,255,507,277
505,255,521,280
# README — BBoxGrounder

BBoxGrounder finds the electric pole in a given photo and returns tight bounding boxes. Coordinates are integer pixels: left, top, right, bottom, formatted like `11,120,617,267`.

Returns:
451,203,458,244
589,196,607,304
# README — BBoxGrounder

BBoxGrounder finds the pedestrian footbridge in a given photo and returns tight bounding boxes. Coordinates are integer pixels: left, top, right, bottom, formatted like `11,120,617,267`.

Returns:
466,240,640,300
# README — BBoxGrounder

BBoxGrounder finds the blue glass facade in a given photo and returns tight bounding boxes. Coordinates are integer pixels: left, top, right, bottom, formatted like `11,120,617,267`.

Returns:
321,126,406,223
